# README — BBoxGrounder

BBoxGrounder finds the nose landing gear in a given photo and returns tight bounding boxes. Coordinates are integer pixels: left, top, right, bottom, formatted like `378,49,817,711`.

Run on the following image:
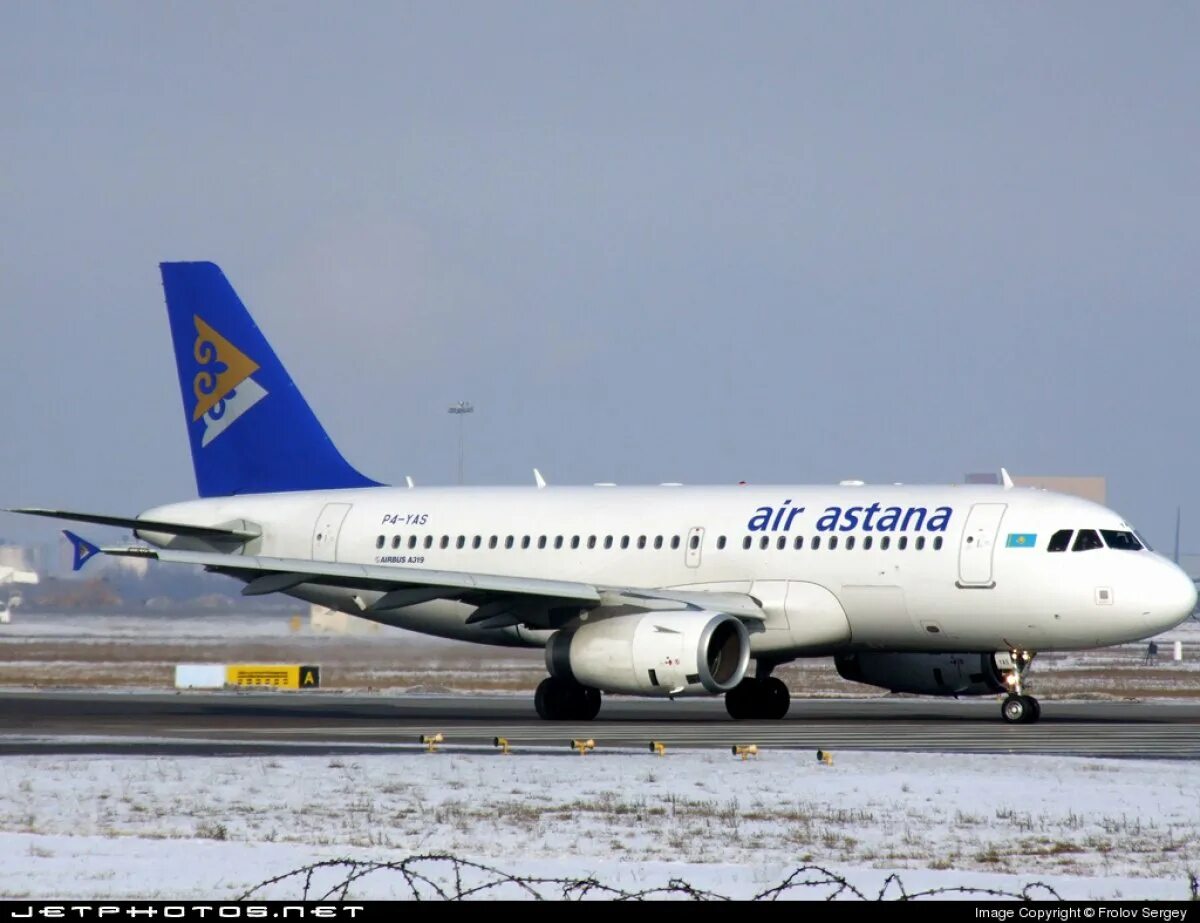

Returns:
1000,649,1040,724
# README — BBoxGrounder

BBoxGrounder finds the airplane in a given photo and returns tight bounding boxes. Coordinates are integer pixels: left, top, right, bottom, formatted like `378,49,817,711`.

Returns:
12,262,1196,723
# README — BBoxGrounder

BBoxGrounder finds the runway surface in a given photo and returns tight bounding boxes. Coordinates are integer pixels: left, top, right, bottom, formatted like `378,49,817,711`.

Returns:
2,691,1199,759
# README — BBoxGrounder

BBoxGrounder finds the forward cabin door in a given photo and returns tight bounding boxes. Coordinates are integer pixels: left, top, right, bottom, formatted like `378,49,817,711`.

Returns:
312,503,353,562
685,527,704,568
957,503,1007,587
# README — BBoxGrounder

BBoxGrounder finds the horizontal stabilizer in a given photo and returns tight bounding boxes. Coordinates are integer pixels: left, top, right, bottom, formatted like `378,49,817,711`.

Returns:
63,531,101,572
11,509,260,541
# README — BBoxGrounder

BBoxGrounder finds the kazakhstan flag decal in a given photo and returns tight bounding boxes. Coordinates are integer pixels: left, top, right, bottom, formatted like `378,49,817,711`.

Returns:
1006,533,1037,548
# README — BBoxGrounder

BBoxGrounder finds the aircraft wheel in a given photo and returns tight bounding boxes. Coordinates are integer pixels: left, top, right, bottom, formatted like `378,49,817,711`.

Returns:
576,686,602,721
761,677,791,720
1001,694,1030,724
725,678,757,720
1024,695,1041,723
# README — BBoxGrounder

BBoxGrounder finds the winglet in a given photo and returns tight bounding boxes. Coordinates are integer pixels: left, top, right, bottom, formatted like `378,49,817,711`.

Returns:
1000,467,1014,489
534,468,546,489
63,531,102,572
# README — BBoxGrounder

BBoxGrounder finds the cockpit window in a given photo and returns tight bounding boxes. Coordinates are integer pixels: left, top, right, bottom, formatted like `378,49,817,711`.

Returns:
1072,529,1104,552
1047,529,1073,553
1101,530,1143,551
1135,531,1153,552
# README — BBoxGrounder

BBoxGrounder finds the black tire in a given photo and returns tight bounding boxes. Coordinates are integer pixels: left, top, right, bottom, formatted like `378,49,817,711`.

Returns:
725,678,757,720
1023,695,1041,724
578,687,602,721
534,677,558,720
761,677,791,720
1001,694,1028,724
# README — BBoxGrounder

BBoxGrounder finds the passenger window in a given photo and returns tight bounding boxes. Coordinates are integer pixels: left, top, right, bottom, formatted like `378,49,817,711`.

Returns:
637,536,647,549
881,536,890,550
537,535,546,549
898,536,908,550
1047,529,1073,553
846,536,856,550
670,536,680,550
554,536,564,549
776,536,786,550
863,536,872,550
620,536,630,549
571,536,580,549
1101,530,1143,551
587,536,596,549
654,536,663,549
456,535,465,549
1072,530,1104,552
505,536,514,549
488,536,498,549
473,536,481,549
690,535,700,550
717,535,726,550
742,536,752,550
829,536,838,550
759,536,770,550
604,536,613,549
916,536,925,550
933,536,942,550
408,536,417,550
440,536,450,549
424,536,433,549
521,536,531,549
375,535,385,549
793,536,803,550
391,535,401,549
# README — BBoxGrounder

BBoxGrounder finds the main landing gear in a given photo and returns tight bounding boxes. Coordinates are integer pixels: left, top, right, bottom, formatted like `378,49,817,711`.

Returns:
534,676,602,721
1000,649,1040,724
725,675,790,720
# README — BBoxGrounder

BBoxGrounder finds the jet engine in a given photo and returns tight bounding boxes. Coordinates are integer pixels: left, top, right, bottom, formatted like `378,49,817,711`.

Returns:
834,652,1011,696
545,610,750,696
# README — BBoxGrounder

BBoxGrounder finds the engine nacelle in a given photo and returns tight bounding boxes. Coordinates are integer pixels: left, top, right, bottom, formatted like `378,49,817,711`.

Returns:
834,652,1010,696
546,610,750,696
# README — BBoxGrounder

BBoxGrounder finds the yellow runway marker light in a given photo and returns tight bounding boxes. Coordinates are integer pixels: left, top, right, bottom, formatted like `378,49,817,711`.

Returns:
649,740,666,756
731,744,758,760
418,733,444,753
493,736,511,755
570,738,596,755
817,749,834,766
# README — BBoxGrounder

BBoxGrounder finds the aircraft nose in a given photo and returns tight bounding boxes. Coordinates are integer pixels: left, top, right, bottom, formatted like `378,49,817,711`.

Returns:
1154,563,1198,631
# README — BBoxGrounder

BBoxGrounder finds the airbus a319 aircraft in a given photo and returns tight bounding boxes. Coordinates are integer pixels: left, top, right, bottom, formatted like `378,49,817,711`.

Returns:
15,263,1196,723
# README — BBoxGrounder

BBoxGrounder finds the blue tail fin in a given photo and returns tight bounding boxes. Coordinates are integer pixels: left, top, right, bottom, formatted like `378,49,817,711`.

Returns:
159,262,380,497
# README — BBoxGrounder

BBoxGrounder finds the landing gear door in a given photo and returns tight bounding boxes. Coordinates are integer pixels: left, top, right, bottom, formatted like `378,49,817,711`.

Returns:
957,502,1007,587
313,503,352,562
685,527,704,568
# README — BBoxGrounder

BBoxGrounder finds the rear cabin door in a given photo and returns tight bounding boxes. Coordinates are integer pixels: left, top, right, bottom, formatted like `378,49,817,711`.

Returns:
957,503,1007,587
685,527,704,568
312,503,353,562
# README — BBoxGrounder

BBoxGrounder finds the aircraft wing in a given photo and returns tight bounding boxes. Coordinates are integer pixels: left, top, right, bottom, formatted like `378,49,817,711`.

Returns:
100,545,765,626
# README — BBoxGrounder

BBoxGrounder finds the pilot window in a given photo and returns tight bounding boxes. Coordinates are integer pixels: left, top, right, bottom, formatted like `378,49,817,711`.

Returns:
1047,529,1073,553
1101,530,1143,551
1072,530,1103,552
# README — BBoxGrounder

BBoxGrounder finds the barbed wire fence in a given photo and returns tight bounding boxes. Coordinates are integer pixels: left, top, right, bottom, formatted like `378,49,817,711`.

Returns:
239,854,1200,901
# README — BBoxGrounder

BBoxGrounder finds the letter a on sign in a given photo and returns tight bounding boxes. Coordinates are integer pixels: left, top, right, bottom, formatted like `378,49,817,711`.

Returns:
300,666,320,687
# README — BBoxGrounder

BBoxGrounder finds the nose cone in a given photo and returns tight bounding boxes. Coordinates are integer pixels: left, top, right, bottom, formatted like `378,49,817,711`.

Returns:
1150,562,1198,633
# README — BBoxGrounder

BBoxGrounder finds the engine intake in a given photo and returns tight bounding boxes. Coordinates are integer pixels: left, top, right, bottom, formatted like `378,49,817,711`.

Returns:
546,609,750,696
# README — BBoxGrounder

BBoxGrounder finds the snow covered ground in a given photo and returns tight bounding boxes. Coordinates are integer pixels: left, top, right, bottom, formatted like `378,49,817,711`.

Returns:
1,749,1197,900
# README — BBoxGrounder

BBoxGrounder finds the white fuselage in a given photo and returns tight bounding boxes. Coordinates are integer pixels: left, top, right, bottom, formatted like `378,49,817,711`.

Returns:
139,483,1196,659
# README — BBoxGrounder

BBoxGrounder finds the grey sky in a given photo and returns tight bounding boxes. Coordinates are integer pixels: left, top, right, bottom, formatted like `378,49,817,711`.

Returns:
2,2,1197,550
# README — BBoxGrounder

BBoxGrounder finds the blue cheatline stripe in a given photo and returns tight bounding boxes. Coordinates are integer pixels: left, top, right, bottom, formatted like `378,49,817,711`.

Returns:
1005,533,1037,548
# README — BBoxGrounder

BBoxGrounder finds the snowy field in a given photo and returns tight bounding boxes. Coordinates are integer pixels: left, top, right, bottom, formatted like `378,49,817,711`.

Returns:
1,749,1198,900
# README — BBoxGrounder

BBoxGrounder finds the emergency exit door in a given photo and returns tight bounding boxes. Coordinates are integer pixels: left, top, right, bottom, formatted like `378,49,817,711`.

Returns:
957,502,1006,587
